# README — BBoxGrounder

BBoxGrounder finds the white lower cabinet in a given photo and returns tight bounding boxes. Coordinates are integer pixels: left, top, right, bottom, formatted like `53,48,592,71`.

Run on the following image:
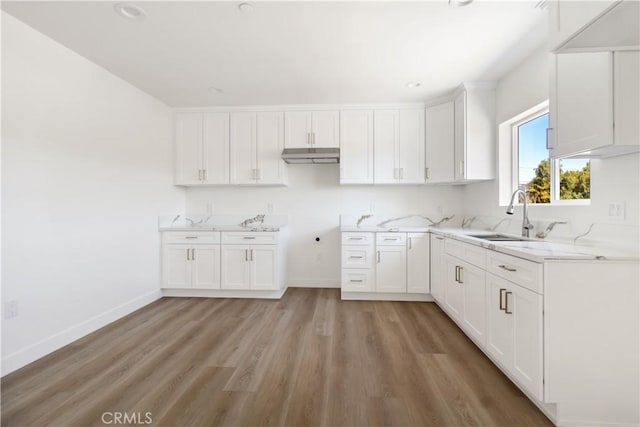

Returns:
407,233,430,293
221,243,278,291
429,234,446,303
162,233,221,289
444,254,464,317
342,269,374,292
459,260,486,344
486,273,543,401
375,245,407,293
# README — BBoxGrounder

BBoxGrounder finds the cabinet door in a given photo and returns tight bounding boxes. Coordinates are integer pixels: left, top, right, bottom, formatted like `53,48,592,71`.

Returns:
453,92,466,181
375,246,407,293
230,112,257,184
203,113,230,184
311,111,339,148
407,233,430,294
374,110,400,184
613,51,640,148
339,110,374,184
460,261,486,345
251,246,279,290
175,113,203,185
549,0,618,51
486,274,513,367
430,235,446,303
284,111,312,148
425,102,455,183
510,283,544,401
162,244,192,288
192,245,221,289
256,112,286,185
398,109,425,184
444,255,463,318
221,246,251,289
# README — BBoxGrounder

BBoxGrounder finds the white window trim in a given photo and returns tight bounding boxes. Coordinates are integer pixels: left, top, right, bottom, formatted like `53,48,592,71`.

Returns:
503,102,590,207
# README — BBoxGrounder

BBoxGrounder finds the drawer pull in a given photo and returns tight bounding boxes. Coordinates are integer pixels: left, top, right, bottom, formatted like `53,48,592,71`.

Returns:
377,251,381,263
243,236,256,240
185,236,198,239
349,237,364,240
455,265,460,283
350,279,363,283
435,236,444,240
384,238,399,241
498,264,517,272
499,288,507,311
505,291,513,314
349,256,363,259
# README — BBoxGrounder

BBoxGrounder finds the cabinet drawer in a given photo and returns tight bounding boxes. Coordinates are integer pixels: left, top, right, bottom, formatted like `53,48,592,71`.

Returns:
487,251,542,294
342,246,375,269
164,231,221,244
222,232,279,245
341,269,374,292
342,232,374,246
376,232,407,246
445,238,486,269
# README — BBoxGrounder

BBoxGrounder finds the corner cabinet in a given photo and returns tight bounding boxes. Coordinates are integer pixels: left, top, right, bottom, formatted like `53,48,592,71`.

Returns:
230,112,287,185
341,231,430,299
373,109,426,184
453,84,496,182
175,113,230,185
339,110,374,184
549,50,639,158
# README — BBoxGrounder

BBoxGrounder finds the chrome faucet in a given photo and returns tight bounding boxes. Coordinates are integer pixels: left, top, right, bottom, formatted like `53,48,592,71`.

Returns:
506,189,533,238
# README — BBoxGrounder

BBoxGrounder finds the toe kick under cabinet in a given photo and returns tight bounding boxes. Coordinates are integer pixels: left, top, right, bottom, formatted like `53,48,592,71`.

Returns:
162,230,288,298
341,231,430,301
430,234,639,427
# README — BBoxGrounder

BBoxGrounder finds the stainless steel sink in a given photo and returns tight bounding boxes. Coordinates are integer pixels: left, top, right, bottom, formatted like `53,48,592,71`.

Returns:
468,234,531,242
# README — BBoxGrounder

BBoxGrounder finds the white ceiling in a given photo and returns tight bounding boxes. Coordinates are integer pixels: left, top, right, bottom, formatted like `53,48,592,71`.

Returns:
2,1,548,107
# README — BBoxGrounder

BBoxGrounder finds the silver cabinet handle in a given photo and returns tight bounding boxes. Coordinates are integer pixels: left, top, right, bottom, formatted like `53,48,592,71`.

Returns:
307,132,311,145
191,248,196,260
243,236,256,240
505,291,513,314
458,266,464,284
408,238,412,249
203,169,207,181
377,251,381,263
245,249,248,261
384,238,398,241
187,249,190,261
312,132,316,145
455,266,460,283
349,237,364,241
498,264,517,272
499,288,507,311
399,168,404,180
350,279,363,283
349,256,363,259
250,249,254,261
435,236,444,240
185,236,198,239
198,169,202,181
425,168,430,180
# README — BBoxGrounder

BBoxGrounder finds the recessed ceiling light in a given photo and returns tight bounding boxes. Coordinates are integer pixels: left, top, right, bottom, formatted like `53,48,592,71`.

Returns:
114,3,146,20
238,3,254,13
406,81,421,89
449,0,474,7
208,86,224,94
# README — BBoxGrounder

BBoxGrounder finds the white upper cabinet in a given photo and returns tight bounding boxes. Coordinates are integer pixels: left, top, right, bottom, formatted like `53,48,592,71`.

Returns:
284,110,339,148
549,0,638,53
549,51,639,158
374,108,425,184
453,84,495,182
425,101,455,183
339,110,374,184
175,112,230,185
230,112,287,185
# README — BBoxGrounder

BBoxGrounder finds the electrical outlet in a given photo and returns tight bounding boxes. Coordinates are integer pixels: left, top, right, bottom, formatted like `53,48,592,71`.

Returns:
608,202,625,220
3,300,19,319
267,203,274,214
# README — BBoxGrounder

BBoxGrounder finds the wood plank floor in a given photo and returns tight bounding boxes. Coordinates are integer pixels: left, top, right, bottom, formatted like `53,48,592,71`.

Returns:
1,288,552,427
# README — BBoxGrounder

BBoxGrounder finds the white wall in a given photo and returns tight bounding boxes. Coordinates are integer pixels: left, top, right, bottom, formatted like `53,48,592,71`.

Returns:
463,45,640,240
1,13,185,374
186,166,464,286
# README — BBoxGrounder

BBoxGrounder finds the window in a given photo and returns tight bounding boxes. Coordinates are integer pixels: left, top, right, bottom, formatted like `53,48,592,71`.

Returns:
512,108,590,204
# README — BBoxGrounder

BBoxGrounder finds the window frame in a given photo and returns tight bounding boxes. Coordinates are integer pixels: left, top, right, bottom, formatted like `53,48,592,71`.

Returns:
510,106,590,206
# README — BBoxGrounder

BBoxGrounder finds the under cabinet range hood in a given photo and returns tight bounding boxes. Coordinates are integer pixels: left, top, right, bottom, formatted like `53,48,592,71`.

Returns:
281,148,340,164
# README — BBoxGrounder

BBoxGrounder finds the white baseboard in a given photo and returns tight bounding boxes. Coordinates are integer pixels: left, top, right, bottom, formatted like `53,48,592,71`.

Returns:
162,287,287,299
341,291,434,302
288,278,340,288
1,289,161,377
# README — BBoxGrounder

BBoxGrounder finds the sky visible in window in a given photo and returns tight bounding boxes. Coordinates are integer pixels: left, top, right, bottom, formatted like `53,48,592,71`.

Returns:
518,113,587,185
